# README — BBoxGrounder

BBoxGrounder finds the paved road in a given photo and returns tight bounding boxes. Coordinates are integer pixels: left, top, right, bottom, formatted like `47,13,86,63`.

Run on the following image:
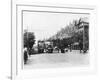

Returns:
24,50,89,69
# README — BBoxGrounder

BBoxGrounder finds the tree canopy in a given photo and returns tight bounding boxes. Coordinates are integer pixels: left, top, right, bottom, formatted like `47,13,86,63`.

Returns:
47,17,89,49
24,31,35,49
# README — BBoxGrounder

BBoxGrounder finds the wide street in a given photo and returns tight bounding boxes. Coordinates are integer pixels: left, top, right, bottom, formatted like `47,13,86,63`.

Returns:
24,50,89,69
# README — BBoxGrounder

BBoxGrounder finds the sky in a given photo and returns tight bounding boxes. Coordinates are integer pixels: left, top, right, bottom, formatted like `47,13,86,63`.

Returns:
23,11,89,44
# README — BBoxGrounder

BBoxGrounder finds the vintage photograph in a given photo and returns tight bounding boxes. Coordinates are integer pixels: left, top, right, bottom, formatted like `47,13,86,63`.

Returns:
23,11,89,69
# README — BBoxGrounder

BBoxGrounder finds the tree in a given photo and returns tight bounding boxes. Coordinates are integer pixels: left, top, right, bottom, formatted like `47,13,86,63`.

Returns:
24,31,35,49
47,18,89,50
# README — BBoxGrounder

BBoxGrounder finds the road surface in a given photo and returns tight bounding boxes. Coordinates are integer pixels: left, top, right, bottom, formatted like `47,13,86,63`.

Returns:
24,50,89,69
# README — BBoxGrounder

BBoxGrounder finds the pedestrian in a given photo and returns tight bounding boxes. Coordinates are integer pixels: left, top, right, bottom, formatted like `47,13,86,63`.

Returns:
24,47,28,64
69,44,72,52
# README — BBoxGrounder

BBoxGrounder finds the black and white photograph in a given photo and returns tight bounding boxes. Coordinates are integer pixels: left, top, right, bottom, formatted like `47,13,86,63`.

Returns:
10,1,97,80
23,10,89,69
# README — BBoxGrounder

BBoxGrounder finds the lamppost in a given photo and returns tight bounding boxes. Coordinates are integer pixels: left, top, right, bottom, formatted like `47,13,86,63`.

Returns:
26,26,30,56
83,24,85,53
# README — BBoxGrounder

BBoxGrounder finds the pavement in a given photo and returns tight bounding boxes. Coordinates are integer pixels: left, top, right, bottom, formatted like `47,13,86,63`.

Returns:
24,50,89,69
